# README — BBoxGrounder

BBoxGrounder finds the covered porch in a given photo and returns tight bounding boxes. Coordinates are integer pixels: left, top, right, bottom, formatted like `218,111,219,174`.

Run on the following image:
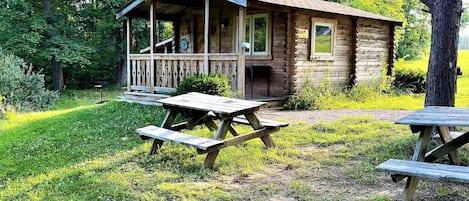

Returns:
116,0,251,99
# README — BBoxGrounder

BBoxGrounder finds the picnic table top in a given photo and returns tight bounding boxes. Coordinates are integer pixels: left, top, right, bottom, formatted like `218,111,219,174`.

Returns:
157,92,266,116
396,106,469,127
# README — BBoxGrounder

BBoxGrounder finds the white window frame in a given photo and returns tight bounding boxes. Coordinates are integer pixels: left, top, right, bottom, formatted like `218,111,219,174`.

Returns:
245,13,270,56
311,18,337,60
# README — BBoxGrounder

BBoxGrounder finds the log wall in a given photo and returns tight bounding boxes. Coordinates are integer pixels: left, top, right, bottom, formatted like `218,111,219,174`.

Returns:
355,18,390,83
292,13,393,93
293,13,353,91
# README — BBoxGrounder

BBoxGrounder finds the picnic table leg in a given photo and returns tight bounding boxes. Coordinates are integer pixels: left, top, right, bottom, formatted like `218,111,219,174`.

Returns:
149,139,164,155
244,113,275,148
437,126,462,165
202,119,233,169
214,119,232,140
148,109,178,155
402,126,433,201
203,151,220,169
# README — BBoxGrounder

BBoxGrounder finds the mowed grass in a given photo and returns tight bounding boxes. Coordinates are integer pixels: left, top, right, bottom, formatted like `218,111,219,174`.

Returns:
2,52,469,200
2,92,469,200
0,100,412,200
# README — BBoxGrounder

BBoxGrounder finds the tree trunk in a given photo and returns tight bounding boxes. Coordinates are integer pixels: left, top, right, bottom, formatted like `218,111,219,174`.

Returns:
44,0,64,91
421,0,462,106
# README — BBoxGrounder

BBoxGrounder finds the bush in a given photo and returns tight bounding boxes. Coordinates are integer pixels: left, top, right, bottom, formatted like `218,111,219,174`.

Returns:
174,74,234,97
0,51,58,112
284,76,335,110
392,68,426,93
345,82,381,102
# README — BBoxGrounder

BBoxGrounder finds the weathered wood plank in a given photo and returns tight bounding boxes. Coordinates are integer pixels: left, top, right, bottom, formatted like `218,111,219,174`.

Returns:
377,159,469,184
136,125,224,151
437,126,462,165
396,106,469,127
232,116,288,128
425,130,469,163
158,92,266,116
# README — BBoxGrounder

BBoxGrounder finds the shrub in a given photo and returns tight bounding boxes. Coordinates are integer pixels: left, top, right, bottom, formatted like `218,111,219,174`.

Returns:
392,68,426,93
345,81,381,102
174,74,234,97
284,75,335,110
0,96,5,119
0,51,58,112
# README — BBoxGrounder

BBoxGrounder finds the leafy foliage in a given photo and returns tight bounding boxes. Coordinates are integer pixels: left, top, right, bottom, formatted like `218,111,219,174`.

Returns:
174,74,234,97
0,51,58,112
392,68,426,94
326,0,430,61
284,74,335,110
397,0,431,60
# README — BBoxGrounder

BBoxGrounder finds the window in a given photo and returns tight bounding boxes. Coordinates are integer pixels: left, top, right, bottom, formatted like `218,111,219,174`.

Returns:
311,18,337,59
245,13,269,56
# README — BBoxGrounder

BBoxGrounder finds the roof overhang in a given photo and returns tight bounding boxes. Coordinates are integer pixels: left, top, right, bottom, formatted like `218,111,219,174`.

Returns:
256,0,402,25
116,0,147,20
116,0,247,20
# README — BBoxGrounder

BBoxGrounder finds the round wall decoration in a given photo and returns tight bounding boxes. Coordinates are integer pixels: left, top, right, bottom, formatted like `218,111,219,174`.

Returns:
180,39,189,50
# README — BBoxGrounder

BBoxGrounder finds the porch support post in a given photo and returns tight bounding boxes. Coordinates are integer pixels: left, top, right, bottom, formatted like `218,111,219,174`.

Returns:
126,17,132,92
203,0,210,74
149,2,155,93
237,7,246,98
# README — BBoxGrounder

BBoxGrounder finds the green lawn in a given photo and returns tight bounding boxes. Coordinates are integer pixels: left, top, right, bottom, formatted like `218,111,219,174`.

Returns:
2,52,469,200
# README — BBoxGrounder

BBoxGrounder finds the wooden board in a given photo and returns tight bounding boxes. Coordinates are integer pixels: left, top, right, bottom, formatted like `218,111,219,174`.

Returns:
396,106,469,127
376,159,469,184
136,125,224,151
158,92,266,116
232,116,289,127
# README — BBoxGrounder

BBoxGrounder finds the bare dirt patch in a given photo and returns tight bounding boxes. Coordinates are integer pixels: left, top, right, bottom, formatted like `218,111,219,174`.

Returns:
257,109,414,124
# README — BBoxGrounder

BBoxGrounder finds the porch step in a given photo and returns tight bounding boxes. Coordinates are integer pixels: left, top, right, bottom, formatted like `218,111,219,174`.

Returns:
118,92,170,105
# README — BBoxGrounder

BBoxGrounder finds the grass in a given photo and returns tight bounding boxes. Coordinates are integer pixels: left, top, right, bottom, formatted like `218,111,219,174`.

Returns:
2,52,469,200
2,92,469,200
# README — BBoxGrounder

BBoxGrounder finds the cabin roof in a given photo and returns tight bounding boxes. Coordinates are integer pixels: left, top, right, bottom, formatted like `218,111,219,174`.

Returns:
258,0,401,24
116,0,401,24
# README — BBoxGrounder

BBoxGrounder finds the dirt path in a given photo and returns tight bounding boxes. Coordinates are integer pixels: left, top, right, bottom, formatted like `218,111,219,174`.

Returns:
257,109,414,124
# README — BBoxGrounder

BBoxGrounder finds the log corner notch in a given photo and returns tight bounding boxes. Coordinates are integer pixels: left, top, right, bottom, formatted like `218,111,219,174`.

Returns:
421,0,463,107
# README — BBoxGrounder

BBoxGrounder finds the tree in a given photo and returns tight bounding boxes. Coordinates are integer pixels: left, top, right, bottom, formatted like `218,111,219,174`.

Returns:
420,0,463,106
43,0,63,91
397,0,431,60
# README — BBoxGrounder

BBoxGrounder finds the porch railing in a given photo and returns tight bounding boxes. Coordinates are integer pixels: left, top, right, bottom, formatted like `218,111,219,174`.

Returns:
128,53,238,93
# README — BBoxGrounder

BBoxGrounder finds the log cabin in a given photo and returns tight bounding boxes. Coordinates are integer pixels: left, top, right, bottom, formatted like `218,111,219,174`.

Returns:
116,0,401,101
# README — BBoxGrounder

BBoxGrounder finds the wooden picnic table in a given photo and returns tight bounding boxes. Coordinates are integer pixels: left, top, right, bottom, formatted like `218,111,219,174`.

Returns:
137,92,288,169
376,106,469,201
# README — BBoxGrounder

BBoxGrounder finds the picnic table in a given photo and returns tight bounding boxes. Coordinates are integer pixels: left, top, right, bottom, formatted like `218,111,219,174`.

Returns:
136,92,288,169
376,106,469,201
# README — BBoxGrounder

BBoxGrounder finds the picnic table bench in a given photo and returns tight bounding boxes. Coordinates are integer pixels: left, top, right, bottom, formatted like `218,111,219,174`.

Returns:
376,106,469,201
136,92,288,169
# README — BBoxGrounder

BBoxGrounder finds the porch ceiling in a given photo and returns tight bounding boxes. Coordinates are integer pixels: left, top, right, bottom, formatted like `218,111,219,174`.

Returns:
116,0,203,20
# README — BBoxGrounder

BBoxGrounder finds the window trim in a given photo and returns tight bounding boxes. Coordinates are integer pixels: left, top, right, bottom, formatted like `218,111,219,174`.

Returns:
311,17,337,60
245,13,270,56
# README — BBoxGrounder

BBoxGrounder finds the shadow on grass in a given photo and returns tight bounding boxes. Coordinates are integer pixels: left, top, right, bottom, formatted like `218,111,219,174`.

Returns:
0,101,237,200
0,101,165,183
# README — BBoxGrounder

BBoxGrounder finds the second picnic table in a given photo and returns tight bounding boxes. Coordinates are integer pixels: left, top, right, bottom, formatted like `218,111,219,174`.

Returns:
136,92,288,169
376,106,469,201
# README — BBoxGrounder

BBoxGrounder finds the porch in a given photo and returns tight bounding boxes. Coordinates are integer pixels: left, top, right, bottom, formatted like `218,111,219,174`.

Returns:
117,0,252,100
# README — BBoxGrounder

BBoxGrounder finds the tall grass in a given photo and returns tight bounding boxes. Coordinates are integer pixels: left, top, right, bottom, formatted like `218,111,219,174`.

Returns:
286,50,469,110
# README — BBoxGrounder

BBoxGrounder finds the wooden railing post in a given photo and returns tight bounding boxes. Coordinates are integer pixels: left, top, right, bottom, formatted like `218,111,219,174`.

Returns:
149,2,155,93
237,7,246,98
203,0,210,75
126,17,132,92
